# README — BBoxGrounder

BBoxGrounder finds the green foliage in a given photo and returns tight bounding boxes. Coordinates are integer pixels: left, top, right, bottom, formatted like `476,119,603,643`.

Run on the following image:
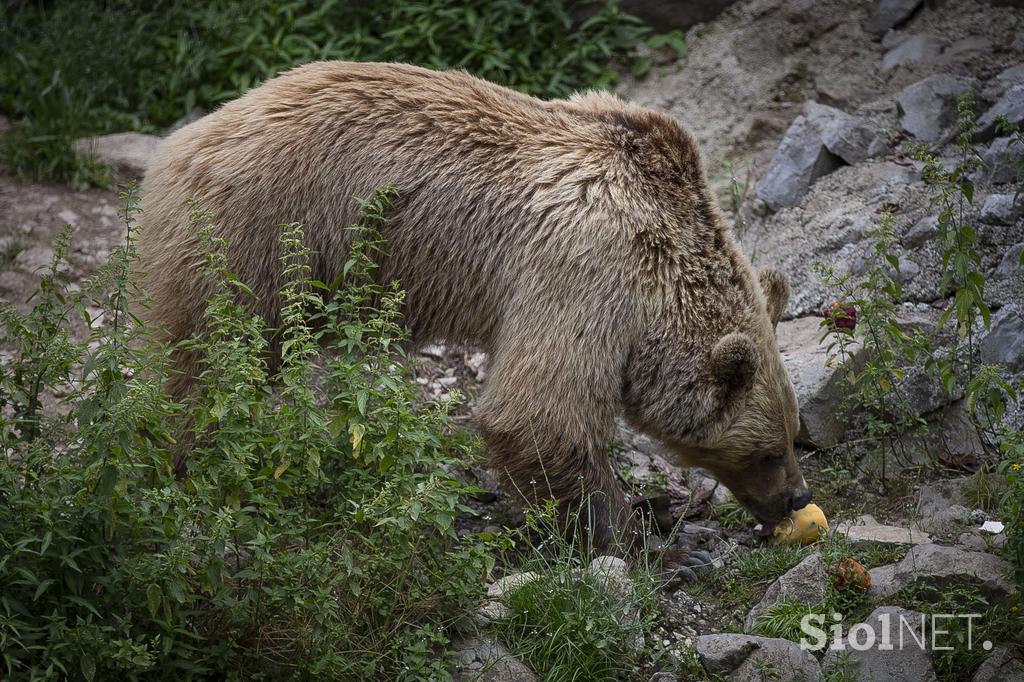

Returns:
0,185,499,679
815,93,1023,586
888,583,1023,682
813,211,932,481
1,0,675,185
714,495,757,530
489,500,657,681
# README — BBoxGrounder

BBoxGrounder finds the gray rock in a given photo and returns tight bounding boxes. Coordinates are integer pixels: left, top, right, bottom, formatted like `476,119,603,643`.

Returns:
450,637,538,682
696,633,822,682
756,115,845,211
981,304,1024,372
882,34,943,71
864,0,922,38
745,554,827,633
616,0,738,31
835,515,931,546
981,136,1024,185
806,102,888,164
998,64,1024,84
821,607,937,682
977,83,1024,142
868,543,1017,601
756,103,887,212
979,193,1024,225
902,215,938,248
648,674,679,682
972,647,1024,682
898,75,976,142
167,107,206,134
73,132,160,178
14,245,56,273
487,572,539,599
777,316,861,448
916,504,975,537
995,243,1024,278
917,478,968,517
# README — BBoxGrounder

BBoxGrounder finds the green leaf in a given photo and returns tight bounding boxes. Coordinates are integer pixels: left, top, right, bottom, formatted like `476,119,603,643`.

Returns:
147,583,162,619
350,422,366,458
81,655,96,682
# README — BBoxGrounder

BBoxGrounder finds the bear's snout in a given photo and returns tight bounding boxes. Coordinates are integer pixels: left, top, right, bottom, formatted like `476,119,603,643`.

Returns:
789,488,812,512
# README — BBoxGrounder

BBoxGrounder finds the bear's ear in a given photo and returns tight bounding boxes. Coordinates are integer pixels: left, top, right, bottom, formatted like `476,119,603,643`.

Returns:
710,332,760,393
758,268,789,328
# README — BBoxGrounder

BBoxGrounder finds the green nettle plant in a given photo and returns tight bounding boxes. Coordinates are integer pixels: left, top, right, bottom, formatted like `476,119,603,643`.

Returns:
817,94,1024,585
0,185,502,680
813,212,933,482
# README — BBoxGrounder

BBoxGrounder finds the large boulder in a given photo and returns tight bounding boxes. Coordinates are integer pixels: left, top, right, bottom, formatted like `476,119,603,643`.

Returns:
897,75,977,142
73,132,161,179
756,115,845,211
821,607,937,682
615,0,738,31
863,0,922,38
882,33,943,71
868,544,1017,602
972,647,1024,682
979,136,1024,185
977,83,1024,142
981,304,1024,372
745,553,827,633
777,316,860,448
756,102,885,211
696,633,821,681
979,193,1024,226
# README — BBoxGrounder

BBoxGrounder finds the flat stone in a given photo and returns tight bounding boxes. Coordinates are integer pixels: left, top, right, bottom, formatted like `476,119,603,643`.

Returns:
979,193,1024,225
449,637,538,682
745,554,827,633
696,633,822,681
897,75,977,142
882,33,943,71
868,543,1017,602
864,0,922,38
834,515,931,546
972,647,1024,682
977,83,1024,142
821,607,937,682
981,304,1024,372
777,316,861,448
756,115,845,211
73,132,161,178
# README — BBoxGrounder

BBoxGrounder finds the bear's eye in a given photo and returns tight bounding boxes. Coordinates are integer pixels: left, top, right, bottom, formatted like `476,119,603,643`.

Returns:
757,451,776,464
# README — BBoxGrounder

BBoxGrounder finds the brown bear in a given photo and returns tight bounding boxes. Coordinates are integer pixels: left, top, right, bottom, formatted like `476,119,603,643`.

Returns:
138,61,811,551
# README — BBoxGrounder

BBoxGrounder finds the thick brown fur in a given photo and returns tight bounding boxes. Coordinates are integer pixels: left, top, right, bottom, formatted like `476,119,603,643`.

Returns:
138,61,808,549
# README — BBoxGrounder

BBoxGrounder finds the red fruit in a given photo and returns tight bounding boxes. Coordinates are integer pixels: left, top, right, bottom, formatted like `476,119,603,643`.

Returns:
823,303,856,331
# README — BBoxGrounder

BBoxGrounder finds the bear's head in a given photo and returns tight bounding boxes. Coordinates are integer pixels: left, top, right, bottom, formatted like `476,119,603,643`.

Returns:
622,268,810,534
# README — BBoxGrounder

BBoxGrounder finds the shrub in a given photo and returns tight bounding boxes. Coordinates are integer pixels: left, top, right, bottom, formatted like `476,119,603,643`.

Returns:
1,0,679,186
0,185,499,679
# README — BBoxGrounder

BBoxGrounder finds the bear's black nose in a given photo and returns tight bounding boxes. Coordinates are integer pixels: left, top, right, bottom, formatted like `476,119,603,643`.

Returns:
790,489,812,511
